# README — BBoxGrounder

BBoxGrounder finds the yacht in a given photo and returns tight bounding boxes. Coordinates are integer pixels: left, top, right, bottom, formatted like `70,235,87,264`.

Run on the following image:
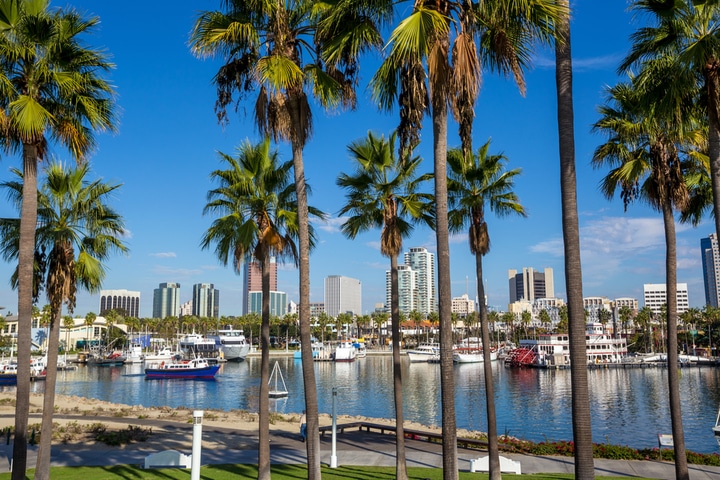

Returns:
207,326,251,362
406,343,440,363
334,341,357,362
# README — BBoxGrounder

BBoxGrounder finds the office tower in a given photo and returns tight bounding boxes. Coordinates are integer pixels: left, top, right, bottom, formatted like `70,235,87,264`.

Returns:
403,247,436,315
701,233,720,307
152,282,180,319
643,283,689,315
192,283,220,318
248,291,287,317
243,258,277,315
99,289,140,317
324,275,362,317
508,267,555,303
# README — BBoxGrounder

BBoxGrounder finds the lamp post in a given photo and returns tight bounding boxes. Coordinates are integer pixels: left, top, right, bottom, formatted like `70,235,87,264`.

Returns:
330,387,338,468
191,410,203,480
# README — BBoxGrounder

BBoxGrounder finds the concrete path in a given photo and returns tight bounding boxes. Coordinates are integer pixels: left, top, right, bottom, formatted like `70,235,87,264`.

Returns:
1,419,719,479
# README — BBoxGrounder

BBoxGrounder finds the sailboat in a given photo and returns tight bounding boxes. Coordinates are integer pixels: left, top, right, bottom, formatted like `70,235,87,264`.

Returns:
714,404,720,437
268,361,288,398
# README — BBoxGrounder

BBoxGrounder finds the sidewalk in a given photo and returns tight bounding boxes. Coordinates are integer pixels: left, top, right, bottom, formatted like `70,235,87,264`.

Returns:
2,420,719,479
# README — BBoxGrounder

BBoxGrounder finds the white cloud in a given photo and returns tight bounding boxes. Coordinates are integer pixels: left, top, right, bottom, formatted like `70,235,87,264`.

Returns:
318,216,347,234
149,252,176,258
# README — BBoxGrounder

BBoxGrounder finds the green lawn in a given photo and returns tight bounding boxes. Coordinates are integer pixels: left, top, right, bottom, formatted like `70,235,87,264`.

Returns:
0,464,657,480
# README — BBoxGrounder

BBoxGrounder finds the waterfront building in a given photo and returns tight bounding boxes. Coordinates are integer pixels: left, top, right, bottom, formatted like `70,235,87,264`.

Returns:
701,233,720,307
324,275,362,318
249,291,287,317
584,296,613,323
99,289,140,317
508,267,554,303
451,294,475,318
614,297,639,311
192,283,220,318
243,258,277,315
386,264,417,315
152,282,180,319
643,283,689,315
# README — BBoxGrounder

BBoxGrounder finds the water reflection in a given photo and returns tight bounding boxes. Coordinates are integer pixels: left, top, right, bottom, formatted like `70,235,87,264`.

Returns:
9,356,712,454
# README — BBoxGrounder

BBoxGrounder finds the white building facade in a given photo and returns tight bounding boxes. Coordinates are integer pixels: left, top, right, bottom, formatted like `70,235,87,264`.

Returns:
643,283,689,315
99,289,140,317
324,275,362,317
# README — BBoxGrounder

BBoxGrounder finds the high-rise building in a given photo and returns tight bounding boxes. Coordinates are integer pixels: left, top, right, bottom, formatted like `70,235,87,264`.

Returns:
99,289,140,317
385,247,436,316
451,294,475,317
404,247,436,315
324,275,362,317
243,258,277,315
192,283,220,318
179,300,193,317
152,282,180,319
701,233,720,307
249,291,287,317
508,267,554,303
643,283,689,315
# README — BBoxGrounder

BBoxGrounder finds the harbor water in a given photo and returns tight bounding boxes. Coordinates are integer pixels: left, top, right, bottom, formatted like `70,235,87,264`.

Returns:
8,355,720,454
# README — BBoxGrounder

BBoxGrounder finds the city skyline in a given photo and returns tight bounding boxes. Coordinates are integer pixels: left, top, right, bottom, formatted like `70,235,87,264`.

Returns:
0,2,713,317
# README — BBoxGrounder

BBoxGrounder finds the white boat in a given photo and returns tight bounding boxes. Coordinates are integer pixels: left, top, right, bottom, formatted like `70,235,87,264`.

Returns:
179,333,218,359
144,347,178,363
453,347,498,364
714,405,720,437
406,343,440,363
207,326,251,362
145,357,220,379
124,343,144,364
268,361,288,398
334,341,357,362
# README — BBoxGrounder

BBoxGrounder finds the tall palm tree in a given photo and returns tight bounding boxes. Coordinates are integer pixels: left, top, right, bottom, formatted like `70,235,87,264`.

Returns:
201,137,323,480
447,139,525,480
621,0,720,291
371,3,562,474
191,5,352,475
592,67,702,480
337,131,433,479
553,2,594,476
0,161,127,480
84,311,96,351
0,3,117,476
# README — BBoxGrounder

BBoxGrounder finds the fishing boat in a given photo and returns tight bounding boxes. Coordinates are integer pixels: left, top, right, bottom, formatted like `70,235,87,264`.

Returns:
144,357,220,379
268,361,288,398
123,343,144,364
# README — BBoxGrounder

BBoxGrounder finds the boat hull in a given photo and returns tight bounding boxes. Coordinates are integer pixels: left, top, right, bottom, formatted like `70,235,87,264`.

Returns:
145,365,220,379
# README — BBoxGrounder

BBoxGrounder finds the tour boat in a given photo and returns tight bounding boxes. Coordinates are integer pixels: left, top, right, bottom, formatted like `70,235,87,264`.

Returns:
144,357,220,379
207,326,251,361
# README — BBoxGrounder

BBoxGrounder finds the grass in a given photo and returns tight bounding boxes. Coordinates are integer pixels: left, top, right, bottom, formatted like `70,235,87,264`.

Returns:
0,464,656,480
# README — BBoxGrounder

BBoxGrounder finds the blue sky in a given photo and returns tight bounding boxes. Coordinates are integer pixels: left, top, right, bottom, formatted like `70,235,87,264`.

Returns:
0,1,712,318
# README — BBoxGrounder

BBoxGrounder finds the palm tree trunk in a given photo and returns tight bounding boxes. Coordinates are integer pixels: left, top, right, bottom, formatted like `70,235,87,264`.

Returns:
706,73,720,288
288,96,321,479
258,251,271,480
476,254,500,480
432,60,458,478
661,201,689,480
555,5,594,478
35,308,62,480
390,254,407,480
13,145,39,480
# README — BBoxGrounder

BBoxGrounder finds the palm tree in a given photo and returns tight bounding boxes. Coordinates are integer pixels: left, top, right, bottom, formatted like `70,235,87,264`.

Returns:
447,139,525,480
190,6,354,475
201,137,323,480
553,2,594,476
372,3,562,474
62,315,74,353
592,67,701,480
621,1,720,290
0,4,117,474
84,312,96,351
0,161,127,480
337,130,433,479
618,305,633,339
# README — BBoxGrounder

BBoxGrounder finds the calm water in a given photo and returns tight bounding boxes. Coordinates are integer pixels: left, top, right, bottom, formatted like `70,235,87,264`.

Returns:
7,356,720,454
